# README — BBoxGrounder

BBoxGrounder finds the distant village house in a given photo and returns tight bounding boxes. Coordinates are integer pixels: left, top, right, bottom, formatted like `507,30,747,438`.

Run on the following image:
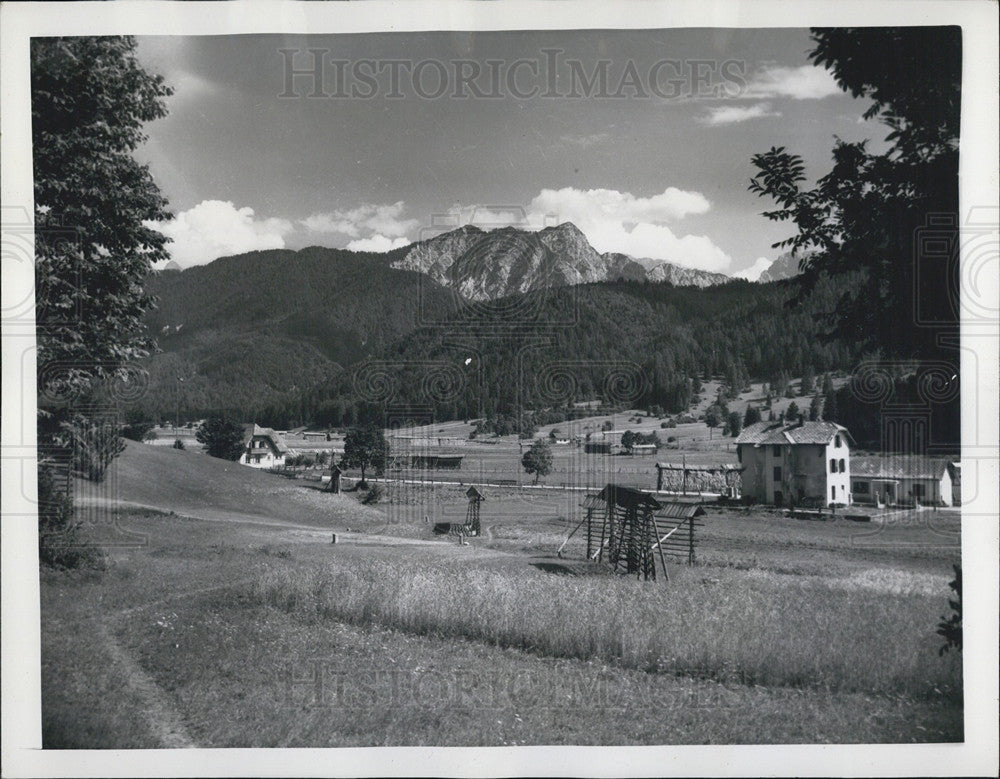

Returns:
735,420,854,507
239,424,289,469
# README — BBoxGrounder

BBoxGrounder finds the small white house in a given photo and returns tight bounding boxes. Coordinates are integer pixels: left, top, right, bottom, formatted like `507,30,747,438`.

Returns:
735,420,854,507
239,424,289,469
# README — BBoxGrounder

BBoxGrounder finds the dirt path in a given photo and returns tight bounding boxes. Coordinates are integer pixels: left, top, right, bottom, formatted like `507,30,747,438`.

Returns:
96,622,196,748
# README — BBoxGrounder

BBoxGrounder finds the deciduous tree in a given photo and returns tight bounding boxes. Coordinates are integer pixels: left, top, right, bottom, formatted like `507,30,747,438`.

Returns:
341,425,389,486
196,417,246,461
521,440,553,484
749,28,960,358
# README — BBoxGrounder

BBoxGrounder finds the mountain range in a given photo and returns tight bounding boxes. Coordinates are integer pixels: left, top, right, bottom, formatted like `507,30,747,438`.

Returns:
391,222,733,299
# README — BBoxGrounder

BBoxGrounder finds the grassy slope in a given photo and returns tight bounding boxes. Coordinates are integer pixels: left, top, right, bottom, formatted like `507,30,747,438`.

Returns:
77,441,386,530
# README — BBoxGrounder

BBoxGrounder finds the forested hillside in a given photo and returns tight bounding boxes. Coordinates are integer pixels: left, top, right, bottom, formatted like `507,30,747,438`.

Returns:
299,273,859,429
134,246,460,421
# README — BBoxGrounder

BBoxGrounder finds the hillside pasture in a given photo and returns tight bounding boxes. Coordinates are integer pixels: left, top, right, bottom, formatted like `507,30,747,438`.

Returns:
42,441,962,747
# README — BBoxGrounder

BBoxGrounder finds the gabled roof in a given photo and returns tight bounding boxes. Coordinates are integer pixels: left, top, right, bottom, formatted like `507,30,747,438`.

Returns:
851,456,952,481
242,423,290,453
735,420,854,447
596,484,662,511
656,502,706,519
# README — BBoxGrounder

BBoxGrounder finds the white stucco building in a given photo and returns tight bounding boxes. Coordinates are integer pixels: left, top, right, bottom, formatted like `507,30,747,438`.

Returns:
736,420,854,507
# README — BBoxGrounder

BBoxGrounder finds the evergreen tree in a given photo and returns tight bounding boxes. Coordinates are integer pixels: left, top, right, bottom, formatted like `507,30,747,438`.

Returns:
809,393,822,421
801,368,815,396
822,388,839,422
727,411,743,437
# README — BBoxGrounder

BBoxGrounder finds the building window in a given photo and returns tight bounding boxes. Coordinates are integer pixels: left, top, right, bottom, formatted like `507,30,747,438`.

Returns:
773,466,782,482
835,435,841,447
839,459,845,473
831,486,837,500
830,458,837,473
853,481,870,494
913,484,925,498
772,445,781,457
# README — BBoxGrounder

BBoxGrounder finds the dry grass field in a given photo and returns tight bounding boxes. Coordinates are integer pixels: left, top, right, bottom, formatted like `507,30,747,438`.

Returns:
41,441,962,747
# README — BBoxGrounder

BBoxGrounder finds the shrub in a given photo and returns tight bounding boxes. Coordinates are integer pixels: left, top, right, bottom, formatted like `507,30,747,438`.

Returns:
121,421,155,442
38,465,104,570
172,439,185,450
63,412,125,482
936,564,962,655
362,484,384,505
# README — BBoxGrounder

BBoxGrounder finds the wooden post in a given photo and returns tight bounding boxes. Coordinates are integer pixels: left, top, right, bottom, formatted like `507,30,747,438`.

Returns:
586,506,593,559
682,455,687,495
688,515,695,565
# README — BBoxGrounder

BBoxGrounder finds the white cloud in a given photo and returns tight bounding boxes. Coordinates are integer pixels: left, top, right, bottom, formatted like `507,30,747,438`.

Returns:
559,132,611,148
530,186,710,225
733,256,773,281
163,69,218,107
300,201,418,239
745,64,841,100
149,200,292,268
345,234,411,253
702,102,780,126
521,186,731,273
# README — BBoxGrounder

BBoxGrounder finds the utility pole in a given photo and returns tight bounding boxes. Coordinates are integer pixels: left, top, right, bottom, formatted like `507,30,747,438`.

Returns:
175,376,185,432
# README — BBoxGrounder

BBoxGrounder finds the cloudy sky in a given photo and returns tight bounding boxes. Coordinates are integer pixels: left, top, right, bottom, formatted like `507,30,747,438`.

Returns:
135,29,887,278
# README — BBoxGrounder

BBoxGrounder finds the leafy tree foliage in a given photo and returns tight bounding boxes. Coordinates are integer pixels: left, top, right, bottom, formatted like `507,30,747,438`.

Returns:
521,440,553,484
808,393,822,421
743,405,762,427
33,37,172,392
621,430,636,452
786,401,801,422
32,37,172,562
196,417,246,461
749,27,960,358
341,425,389,485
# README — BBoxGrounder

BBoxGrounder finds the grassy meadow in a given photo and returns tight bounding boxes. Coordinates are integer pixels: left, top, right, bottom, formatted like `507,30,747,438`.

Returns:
40,442,963,747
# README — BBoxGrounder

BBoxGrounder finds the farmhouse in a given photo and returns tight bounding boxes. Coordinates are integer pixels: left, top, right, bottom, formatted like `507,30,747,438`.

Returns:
239,424,289,468
735,420,854,507
851,456,956,507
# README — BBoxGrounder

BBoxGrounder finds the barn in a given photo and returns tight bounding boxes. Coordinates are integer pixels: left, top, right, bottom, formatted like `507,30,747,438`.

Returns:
851,456,956,507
